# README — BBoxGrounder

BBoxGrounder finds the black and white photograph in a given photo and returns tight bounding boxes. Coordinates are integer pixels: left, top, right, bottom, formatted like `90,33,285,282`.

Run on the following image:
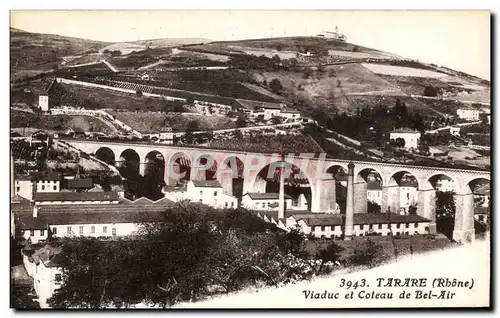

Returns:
9,9,491,309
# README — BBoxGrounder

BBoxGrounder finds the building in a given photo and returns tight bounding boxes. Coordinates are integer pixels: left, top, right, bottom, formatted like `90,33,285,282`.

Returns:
241,192,308,211
146,127,173,145
14,172,62,201
398,178,418,214
450,126,461,136
163,180,238,209
32,191,120,206
366,182,382,205
255,211,430,238
38,94,49,112
435,177,457,192
22,244,63,308
389,128,421,149
62,178,94,192
457,107,480,121
474,206,490,225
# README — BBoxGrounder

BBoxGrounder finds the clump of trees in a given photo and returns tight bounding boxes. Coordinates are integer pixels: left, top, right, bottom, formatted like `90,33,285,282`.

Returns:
47,206,317,308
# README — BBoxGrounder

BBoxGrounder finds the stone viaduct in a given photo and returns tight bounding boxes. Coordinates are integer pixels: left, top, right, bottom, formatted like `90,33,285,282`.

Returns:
62,139,490,244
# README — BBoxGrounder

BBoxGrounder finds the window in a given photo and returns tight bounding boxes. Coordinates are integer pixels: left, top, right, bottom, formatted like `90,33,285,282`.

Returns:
40,229,45,236
200,191,203,196
396,224,400,229
52,227,57,235
368,224,373,230
414,222,418,228
41,185,45,190
66,226,72,235
225,202,228,208
405,223,410,228
53,185,57,190
30,230,34,237
231,202,234,208
103,226,107,234
360,225,364,230
320,226,325,231
112,228,116,236
91,226,95,234
54,273,62,285
79,226,84,235
424,226,429,232
199,199,203,203
214,191,217,196
262,203,265,208
16,186,20,192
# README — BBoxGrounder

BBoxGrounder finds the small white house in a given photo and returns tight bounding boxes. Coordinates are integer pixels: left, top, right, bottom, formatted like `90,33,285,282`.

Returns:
457,108,480,121
39,94,49,112
366,182,382,205
389,128,421,149
164,180,238,209
241,192,308,211
450,126,461,136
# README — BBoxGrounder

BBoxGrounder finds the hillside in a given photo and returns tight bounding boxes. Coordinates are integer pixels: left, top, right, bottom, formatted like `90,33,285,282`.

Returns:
10,28,111,79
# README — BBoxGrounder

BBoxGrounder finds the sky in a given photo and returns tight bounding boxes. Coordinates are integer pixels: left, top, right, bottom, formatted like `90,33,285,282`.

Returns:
10,10,490,80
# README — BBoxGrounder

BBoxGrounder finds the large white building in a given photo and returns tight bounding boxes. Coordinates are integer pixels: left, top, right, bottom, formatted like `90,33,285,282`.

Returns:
457,108,481,121
255,211,431,239
163,180,238,209
366,182,382,205
389,128,421,149
38,94,49,112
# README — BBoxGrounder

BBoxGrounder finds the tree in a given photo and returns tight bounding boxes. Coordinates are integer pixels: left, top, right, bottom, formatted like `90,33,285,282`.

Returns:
315,241,344,274
187,120,199,132
271,116,282,125
269,78,283,94
352,46,360,52
236,116,247,128
367,201,381,213
136,90,143,97
271,54,281,65
423,86,438,97
348,239,383,268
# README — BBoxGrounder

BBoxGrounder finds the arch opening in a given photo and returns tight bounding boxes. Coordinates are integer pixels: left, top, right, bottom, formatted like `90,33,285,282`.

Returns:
356,168,384,214
221,156,245,200
467,178,490,240
246,161,312,212
194,154,219,181
167,152,192,187
387,171,419,215
425,174,458,240
118,149,140,178
95,147,116,166
326,165,347,214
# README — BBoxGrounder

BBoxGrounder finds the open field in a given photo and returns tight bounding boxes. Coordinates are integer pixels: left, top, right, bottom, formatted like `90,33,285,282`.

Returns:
64,53,104,66
49,82,171,111
99,42,147,55
10,110,114,134
362,63,448,78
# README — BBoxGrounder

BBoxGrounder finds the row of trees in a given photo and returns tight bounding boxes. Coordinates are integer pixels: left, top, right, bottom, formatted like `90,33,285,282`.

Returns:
46,204,387,308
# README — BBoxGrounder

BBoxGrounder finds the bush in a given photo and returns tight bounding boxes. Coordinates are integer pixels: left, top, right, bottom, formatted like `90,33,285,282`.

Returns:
348,239,383,268
423,86,438,97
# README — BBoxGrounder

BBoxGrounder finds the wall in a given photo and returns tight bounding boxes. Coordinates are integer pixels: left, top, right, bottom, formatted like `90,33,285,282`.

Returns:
50,222,141,238
15,179,33,200
390,132,421,149
36,180,60,193
37,200,119,205
23,229,49,244
241,196,294,211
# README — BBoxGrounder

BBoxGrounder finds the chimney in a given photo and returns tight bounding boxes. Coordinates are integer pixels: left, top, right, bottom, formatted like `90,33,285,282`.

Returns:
344,162,355,240
278,158,286,219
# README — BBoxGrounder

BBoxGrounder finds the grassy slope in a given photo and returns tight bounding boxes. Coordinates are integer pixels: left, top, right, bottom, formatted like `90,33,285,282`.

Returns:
10,110,113,134
10,28,110,78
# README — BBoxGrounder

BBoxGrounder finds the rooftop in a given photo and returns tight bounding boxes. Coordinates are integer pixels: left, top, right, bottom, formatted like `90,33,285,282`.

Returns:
390,128,421,134
16,199,177,230
65,178,93,189
24,244,63,268
33,191,120,202
260,212,429,227
191,180,222,188
367,182,382,190
245,192,293,200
